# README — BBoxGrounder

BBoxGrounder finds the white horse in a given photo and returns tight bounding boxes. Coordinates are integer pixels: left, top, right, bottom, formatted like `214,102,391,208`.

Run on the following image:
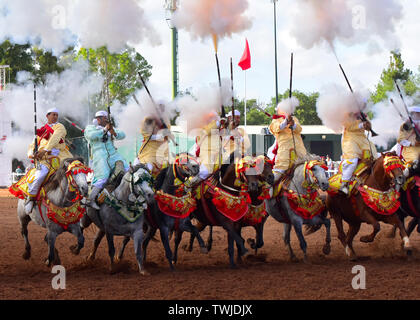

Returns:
17,158,90,267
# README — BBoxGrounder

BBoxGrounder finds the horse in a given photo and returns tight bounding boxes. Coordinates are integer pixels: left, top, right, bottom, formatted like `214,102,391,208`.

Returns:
265,155,331,263
326,152,411,260
185,155,275,262
388,158,420,238
80,164,155,275
180,155,269,268
128,153,208,271
15,157,90,267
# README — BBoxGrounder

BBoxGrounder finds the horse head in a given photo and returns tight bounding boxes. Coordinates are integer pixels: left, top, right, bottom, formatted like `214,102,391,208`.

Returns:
235,155,270,194
380,152,406,189
63,157,91,198
304,158,329,192
174,153,200,178
130,164,155,204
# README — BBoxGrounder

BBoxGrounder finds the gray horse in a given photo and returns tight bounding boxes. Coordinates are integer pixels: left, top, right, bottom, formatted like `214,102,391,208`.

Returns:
266,156,331,263
17,157,90,267
80,164,154,275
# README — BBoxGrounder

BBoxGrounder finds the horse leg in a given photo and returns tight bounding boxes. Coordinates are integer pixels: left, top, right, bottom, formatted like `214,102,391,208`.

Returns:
359,212,381,243
236,227,243,265
227,232,237,269
383,215,413,257
406,217,418,236
328,203,347,247
105,232,117,274
159,225,175,271
116,236,130,262
45,230,60,267
206,225,213,252
345,222,361,261
283,223,298,262
181,219,208,254
321,216,331,255
142,227,156,264
87,229,105,261
19,214,31,260
291,219,309,263
68,224,84,255
221,222,248,257
173,228,183,265
185,220,206,252
387,225,397,238
133,230,149,276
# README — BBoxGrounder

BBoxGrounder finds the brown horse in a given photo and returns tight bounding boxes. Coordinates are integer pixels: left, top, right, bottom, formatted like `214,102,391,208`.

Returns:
326,152,411,260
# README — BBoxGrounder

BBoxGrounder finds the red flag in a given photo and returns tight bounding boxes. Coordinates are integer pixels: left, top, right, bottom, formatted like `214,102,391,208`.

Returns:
238,39,251,71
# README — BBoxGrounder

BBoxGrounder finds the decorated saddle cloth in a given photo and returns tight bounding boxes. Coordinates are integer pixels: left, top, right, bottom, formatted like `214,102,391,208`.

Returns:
101,189,147,223
9,159,87,230
9,157,60,199
327,160,370,196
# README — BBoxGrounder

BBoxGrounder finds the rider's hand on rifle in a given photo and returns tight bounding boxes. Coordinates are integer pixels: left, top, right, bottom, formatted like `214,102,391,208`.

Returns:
363,120,372,132
105,123,117,137
34,149,48,160
287,114,295,128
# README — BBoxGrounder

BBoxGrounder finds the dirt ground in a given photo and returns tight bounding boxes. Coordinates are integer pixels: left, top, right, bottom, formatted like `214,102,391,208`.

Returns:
0,188,419,300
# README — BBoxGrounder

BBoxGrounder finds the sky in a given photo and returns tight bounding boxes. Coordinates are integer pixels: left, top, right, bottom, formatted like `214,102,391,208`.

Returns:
135,0,420,106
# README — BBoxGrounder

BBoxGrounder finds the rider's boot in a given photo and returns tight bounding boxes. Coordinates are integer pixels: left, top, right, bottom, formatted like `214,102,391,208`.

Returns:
269,171,284,197
339,181,350,195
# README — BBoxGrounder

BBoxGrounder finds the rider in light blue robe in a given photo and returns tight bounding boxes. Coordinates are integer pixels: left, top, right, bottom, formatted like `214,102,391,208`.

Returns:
84,110,128,209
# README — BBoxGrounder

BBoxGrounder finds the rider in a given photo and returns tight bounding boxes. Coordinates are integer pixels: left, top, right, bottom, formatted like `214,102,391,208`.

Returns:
269,103,307,185
222,110,251,160
135,102,172,177
192,111,224,181
397,106,420,165
339,111,377,194
84,110,128,209
25,107,73,213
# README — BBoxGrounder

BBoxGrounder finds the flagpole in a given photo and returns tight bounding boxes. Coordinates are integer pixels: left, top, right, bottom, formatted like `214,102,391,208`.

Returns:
244,70,247,128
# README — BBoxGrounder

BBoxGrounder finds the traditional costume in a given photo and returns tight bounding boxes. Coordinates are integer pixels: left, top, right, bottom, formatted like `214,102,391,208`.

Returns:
397,106,420,165
84,110,128,208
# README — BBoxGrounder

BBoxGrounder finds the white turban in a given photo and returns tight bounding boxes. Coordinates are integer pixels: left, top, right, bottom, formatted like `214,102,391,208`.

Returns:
227,110,241,117
408,106,420,113
46,108,59,115
95,110,108,118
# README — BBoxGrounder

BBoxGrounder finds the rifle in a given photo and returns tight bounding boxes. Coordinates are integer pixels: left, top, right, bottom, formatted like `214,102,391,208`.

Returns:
33,83,39,168
215,53,227,124
103,55,114,142
338,63,378,137
137,72,178,146
230,57,235,129
394,80,420,139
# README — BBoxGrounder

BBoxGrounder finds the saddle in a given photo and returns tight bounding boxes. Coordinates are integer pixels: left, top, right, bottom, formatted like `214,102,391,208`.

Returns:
9,157,60,200
97,161,126,204
327,159,370,196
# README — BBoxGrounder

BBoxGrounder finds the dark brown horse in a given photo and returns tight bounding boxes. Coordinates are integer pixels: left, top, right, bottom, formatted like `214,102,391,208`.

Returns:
326,152,411,260
180,155,273,268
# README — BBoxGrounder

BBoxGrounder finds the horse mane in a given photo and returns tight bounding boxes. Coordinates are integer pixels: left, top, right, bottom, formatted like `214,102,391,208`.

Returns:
154,167,169,190
43,157,84,193
220,152,236,178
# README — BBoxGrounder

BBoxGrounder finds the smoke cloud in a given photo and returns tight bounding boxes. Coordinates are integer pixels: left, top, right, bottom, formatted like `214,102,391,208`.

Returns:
0,0,160,54
172,0,252,43
290,0,403,52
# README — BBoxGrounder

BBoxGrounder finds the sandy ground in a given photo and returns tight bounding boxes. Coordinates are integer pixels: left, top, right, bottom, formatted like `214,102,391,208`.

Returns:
0,188,419,300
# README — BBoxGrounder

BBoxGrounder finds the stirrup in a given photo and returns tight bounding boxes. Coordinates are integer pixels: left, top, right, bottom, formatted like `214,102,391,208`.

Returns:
339,182,350,195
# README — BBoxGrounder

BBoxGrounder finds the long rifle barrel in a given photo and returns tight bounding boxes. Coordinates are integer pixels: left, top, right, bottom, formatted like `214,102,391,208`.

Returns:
138,72,178,146
394,80,420,139
289,53,293,99
338,63,378,137
33,84,38,166
214,53,226,119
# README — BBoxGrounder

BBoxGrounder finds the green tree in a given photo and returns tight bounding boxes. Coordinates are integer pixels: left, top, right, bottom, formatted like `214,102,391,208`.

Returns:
371,51,418,103
76,46,152,107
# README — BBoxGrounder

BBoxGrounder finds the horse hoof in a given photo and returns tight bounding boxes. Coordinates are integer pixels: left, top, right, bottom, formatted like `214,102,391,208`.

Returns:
44,259,51,267
22,251,31,260
322,244,331,255
87,254,95,261
230,264,238,270
200,247,208,254
289,256,299,263
140,270,150,276
182,244,192,252
247,238,256,249
303,257,311,264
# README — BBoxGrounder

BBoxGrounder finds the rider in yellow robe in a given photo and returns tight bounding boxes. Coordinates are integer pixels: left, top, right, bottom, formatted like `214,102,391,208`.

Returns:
222,110,251,160
135,103,172,177
269,109,307,184
340,112,377,194
397,106,420,165
25,108,73,213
